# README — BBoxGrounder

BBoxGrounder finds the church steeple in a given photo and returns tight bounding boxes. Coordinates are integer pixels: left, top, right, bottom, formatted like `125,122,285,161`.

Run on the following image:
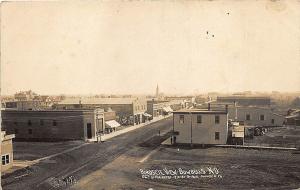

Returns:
156,84,159,98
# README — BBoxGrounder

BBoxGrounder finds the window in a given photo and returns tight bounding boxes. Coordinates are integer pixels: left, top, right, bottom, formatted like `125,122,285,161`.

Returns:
40,119,44,126
246,114,251,121
28,120,32,126
260,115,265,121
271,119,275,124
28,129,33,134
2,154,10,165
215,132,220,140
179,115,184,124
14,129,18,134
53,120,57,126
14,122,18,126
215,115,220,124
197,115,202,124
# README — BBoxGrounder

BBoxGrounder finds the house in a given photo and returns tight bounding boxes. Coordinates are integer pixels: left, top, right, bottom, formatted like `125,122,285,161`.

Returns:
1,108,106,141
53,97,147,125
1,131,15,172
172,106,228,145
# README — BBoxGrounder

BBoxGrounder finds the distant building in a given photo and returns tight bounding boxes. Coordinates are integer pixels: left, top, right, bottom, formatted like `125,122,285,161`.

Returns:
198,102,284,127
217,96,271,106
147,100,172,117
172,107,228,145
14,90,37,101
227,106,285,127
227,121,244,145
1,108,106,141
53,97,147,125
1,131,15,172
285,109,300,127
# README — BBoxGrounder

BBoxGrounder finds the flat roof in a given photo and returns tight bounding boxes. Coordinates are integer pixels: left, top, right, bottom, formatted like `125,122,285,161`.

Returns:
58,97,144,105
2,108,104,113
173,109,227,114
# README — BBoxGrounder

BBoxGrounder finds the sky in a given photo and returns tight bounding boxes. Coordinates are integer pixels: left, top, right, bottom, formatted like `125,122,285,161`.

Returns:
1,0,300,95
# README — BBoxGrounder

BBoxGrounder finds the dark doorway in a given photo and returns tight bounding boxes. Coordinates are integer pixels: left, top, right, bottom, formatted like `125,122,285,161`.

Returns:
87,123,92,139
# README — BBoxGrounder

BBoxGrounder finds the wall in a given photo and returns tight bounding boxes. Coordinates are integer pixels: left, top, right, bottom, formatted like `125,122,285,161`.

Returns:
1,138,13,172
174,113,228,144
228,106,285,126
1,110,97,141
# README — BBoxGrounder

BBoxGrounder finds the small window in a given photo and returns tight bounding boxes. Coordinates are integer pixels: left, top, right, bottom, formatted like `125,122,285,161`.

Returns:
271,119,275,124
179,115,184,124
14,121,18,126
40,119,44,126
215,115,220,124
197,115,202,124
260,115,265,121
215,132,220,140
14,129,18,134
28,129,33,134
2,154,10,165
246,114,251,121
28,120,32,126
53,120,57,126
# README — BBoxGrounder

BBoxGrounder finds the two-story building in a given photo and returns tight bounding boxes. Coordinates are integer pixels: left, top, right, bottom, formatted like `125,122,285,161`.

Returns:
54,97,147,125
172,107,228,145
1,108,105,141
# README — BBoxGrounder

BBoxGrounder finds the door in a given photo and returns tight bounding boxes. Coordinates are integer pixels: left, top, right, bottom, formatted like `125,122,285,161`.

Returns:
87,123,92,139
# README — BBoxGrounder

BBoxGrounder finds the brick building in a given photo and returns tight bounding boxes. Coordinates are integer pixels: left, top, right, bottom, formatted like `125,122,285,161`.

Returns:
1,109,105,141
54,97,147,125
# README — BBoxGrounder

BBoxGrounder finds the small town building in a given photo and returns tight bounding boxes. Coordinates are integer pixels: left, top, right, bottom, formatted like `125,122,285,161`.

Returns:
54,97,147,125
227,121,244,145
227,106,285,127
1,131,15,172
146,100,173,117
172,107,228,145
1,108,105,141
216,96,271,106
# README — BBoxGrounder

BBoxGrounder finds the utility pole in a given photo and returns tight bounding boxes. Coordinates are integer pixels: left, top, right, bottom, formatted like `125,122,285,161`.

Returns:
190,112,193,147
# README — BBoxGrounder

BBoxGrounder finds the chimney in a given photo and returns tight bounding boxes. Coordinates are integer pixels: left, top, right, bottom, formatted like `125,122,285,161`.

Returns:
208,103,211,111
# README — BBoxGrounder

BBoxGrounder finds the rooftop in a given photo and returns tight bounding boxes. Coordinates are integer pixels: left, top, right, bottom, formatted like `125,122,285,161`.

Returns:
173,108,227,114
58,97,144,105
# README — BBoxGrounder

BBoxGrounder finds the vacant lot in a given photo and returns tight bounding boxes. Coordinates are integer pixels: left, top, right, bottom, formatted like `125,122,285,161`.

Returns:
245,127,300,148
73,144,300,190
13,141,84,161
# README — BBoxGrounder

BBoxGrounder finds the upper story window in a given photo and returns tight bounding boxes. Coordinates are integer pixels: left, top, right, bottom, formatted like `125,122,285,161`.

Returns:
28,129,33,135
2,154,10,165
246,114,251,121
215,115,220,124
215,132,220,140
28,120,32,126
40,119,44,126
53,120,57,126
197,115,202,124
260,115,265,121
179,115,184,124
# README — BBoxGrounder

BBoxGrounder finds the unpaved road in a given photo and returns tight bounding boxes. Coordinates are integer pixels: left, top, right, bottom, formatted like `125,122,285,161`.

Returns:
2,117,173,190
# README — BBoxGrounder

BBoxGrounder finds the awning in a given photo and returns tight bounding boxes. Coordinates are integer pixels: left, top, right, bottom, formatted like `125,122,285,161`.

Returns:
105,120,121,128
143,113,152,117
163,106,173,113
